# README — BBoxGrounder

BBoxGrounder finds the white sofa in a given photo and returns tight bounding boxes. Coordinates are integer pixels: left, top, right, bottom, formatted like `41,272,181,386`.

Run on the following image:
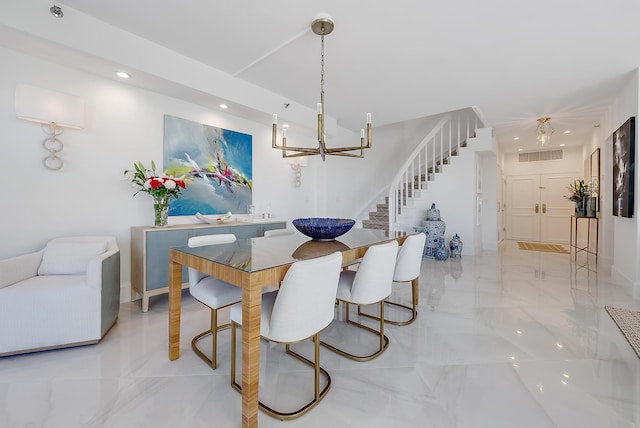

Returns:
0,236,120,357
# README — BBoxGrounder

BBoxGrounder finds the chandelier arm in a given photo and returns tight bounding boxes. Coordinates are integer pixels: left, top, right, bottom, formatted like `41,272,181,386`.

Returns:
324,145,370,153
324,151,365,158
281,152,318,158
273,145,322,153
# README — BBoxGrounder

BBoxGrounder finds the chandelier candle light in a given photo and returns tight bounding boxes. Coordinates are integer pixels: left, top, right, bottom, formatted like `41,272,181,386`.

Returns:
536,117,554,147
272,14,372,161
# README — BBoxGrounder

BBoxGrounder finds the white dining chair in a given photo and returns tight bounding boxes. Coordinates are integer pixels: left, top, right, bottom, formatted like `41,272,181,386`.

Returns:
321,240,399,361
188,233,241,370
359,232,426,325
229,251,343,420
263,228,295,237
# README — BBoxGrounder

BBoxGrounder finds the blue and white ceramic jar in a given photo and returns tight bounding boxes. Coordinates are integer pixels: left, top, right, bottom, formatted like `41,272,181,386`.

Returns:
435,242,449,261
449,233,463,258
422,203,446,258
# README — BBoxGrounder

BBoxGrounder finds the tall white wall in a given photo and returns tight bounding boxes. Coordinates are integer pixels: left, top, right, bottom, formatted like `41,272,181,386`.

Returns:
478,151,498,251
0,47,324,299
604,69,639,291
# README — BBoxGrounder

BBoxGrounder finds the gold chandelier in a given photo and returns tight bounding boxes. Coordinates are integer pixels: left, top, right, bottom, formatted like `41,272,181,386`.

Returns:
536,117,554,147
272,15,372,161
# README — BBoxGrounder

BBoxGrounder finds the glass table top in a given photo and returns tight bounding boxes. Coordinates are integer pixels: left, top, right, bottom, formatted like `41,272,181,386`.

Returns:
172,228,405,273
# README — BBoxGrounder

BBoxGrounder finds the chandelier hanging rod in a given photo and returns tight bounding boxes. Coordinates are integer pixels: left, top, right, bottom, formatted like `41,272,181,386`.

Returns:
272,14,372,161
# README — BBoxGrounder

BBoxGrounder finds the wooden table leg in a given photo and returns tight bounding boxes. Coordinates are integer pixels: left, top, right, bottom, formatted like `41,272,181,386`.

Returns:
241,276,262,428
168,256,182,361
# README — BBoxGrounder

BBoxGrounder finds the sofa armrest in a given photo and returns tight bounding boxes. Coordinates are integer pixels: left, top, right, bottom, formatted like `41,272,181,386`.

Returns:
86,248,119,290
0,250,43,289
86,248,121,337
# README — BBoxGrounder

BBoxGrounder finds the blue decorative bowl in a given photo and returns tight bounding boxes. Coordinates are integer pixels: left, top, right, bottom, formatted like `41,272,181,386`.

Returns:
292,218,356,241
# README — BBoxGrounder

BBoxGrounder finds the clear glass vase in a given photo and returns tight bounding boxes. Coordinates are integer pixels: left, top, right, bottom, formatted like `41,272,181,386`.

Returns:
152,195,170,227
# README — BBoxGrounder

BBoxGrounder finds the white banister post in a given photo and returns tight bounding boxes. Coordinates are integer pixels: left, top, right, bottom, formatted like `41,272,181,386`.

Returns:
448,118,452,159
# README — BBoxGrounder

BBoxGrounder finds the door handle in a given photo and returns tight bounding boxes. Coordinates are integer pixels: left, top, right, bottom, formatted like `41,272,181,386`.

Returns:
542,203,547,214
535,203,539,213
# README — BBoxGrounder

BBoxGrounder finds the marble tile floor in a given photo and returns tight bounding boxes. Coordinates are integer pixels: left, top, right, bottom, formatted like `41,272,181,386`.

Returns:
1,240,639,428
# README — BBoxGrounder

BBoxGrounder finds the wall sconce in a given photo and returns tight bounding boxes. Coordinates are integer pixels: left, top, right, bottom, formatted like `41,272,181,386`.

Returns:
288,157,308,187
15,83,85,170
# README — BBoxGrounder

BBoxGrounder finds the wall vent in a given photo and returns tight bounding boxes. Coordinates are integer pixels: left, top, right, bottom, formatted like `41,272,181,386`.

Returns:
518,149,563,162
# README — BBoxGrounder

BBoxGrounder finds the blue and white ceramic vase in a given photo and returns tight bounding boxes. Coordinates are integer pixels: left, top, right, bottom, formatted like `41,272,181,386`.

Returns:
449,233,463,258
435,241,449,261
422,203,446,258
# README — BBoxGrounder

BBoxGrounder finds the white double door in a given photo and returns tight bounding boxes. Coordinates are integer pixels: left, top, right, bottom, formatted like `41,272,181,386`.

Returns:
506,173,574,243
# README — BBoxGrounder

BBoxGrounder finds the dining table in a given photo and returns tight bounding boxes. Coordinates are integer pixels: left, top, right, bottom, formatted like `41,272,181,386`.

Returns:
168,227,408,427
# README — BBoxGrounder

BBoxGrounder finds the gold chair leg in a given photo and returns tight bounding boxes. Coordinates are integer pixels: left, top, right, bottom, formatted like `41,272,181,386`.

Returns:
192,308,233,369
321,300,390,362
230,321,237,388
358,278,419,326
231,328,331,420
211,309,218,368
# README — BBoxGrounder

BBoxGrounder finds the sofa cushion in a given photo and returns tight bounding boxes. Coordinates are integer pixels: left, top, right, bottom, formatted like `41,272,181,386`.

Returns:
0,275,101,354
38,241,107,275
0,251,43,290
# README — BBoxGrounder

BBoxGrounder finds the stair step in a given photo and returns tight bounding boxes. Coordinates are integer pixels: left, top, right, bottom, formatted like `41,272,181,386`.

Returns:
362,220,388,231
368,212,388,221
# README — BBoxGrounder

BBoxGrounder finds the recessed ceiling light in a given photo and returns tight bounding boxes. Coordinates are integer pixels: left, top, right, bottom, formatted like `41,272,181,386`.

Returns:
518,148,523,152
50,5,64,18
560,144,565,147
283,124,289,128
556,343,563,348
116,71,130,79
516,330,522,334
219,104,228,109
513,137,520,140
564,130,571,134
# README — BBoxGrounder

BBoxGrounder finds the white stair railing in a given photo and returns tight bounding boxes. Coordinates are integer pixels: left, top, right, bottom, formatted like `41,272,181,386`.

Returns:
388,110,482,231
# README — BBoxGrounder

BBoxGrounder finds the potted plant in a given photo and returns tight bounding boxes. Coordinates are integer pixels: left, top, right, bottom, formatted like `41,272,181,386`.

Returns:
564,179,590,217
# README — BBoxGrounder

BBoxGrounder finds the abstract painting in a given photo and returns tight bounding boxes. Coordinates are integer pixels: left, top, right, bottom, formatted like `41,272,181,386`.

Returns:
163,115,252,216
612,117,635,218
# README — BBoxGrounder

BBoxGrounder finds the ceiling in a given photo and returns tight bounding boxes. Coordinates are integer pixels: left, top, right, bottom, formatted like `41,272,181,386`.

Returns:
5,1,640,153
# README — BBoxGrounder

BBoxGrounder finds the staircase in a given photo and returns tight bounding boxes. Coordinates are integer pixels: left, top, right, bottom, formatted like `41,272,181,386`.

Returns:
361,109,483,233
362,198,390,231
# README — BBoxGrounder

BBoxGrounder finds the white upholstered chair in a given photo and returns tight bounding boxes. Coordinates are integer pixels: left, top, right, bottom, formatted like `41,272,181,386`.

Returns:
230,251,343,420
188,234,241,369
0,236,120,356
321,240,398,361
263,228,295,237
359,232,426,325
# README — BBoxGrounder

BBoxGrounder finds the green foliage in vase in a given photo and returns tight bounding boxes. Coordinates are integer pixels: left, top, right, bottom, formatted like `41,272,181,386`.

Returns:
564,179,590,203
